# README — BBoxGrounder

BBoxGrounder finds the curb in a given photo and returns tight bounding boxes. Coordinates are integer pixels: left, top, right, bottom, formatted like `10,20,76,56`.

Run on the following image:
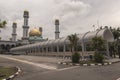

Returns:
2,67,21,80
58,62,112,66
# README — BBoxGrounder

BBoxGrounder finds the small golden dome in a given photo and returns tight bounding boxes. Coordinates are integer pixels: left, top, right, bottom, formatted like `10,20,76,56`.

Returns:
29,28,41,36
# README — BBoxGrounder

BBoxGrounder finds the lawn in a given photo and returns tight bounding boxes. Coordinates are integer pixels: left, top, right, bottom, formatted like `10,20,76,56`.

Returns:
0,66,17,80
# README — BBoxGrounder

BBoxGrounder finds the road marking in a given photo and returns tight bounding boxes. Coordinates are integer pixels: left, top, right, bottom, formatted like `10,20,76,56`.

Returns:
0,56,57,70
58,66,79,71
0,55,80,71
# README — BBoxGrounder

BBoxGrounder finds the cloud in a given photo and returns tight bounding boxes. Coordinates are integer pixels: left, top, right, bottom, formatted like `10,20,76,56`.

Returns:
54,0,91,20
0,8,7,20
52,0,91,37
0,0,120,40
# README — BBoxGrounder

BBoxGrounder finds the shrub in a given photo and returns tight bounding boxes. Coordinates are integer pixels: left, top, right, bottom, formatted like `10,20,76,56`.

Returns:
72,53,80,63
89,55,93,60
94,53,104,63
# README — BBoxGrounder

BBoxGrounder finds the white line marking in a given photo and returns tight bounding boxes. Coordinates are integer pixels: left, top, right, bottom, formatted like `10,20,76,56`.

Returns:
58,66,79,71
0,56,57,70
0,55,80,71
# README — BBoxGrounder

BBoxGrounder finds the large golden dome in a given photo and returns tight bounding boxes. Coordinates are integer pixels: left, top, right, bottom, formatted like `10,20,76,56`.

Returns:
29,28,41,36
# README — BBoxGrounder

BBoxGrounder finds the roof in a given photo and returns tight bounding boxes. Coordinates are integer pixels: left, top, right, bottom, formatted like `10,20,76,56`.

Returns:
11,28,114,51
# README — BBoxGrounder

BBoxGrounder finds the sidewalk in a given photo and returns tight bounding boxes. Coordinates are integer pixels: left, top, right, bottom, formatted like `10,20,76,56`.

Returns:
105,58,120,63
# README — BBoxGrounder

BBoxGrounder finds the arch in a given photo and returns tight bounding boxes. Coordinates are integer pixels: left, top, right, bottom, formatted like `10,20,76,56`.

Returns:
11,45,15,48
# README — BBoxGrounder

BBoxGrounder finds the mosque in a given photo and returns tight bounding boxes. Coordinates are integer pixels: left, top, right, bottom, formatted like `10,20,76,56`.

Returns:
0,11,46,52
13,11,47,44
0,10,115,59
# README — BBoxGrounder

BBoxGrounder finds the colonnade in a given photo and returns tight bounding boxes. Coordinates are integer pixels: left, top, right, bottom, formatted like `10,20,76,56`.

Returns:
11,28,114,59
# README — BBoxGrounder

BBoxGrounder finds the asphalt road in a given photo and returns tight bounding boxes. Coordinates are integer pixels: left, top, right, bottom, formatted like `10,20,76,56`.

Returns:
0,56,52,80
0,55,120,80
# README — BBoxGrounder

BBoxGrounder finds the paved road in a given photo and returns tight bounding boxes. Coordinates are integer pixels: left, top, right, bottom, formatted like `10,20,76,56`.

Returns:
0,55,120,80
0,56,53,80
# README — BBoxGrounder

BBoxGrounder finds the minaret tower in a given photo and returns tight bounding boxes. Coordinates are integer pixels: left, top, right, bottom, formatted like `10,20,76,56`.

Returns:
12,22,17,41
22,10,29,41
39,27,43,37
55,19,60,39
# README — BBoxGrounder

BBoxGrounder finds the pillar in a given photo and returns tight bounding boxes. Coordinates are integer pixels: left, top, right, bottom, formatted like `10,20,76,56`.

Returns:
81,41,85,59
106,41,110,57
57,45,59,58
63,45,66,59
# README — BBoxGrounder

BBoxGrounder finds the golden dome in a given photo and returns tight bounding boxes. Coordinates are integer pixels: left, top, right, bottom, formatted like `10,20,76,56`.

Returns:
29,29,41,36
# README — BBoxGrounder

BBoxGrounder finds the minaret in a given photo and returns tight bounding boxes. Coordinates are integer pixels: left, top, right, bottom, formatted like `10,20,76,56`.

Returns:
39,27,42,36
55,19,60,39
22,10,29,40
12,22,17,41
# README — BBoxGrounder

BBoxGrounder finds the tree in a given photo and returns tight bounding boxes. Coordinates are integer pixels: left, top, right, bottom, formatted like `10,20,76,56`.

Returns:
109,27,120,40
0,20,7,53
0,20,7,28
109,42,116,57
92,37,105,63
94,52,104,63
68,33,80,63
109,27,120,58
92,36,104,53
68,33,79,54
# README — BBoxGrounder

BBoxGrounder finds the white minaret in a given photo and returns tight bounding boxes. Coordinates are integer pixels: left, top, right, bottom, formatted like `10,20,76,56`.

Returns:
12,22,17,41
22,11,29,40
39,27,42,37
55,19,60,39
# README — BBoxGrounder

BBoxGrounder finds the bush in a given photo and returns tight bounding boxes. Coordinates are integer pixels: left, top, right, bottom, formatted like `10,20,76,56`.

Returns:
89,55,93,60
72,53,80,63
94,53,104,63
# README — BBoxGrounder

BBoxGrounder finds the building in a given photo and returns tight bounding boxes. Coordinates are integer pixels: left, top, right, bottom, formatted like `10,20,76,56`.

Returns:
29,27,47,43
0,41,17,53
0,10,115,58
10,28,114,58
0,10,46,53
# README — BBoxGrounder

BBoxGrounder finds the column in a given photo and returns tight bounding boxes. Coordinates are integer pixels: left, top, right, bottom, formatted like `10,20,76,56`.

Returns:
106,41,110,57
57,45,59,58
63,45,66,59
81,41,85,59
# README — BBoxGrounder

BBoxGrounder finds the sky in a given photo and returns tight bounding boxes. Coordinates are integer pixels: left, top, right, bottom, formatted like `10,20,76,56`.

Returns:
0,0,120,40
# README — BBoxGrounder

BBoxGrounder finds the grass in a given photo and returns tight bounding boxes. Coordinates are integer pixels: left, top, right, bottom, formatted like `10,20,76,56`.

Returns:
0,66,17,80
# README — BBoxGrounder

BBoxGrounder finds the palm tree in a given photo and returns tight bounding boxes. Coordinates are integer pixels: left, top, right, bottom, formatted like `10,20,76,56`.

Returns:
0,20,7,37
110,27,120,58
68,33,79,54
92,36,104,53
109,42,116,57
0,20,7,28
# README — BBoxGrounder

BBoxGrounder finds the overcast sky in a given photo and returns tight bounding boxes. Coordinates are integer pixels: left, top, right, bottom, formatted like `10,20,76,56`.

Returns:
0,0,120,40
